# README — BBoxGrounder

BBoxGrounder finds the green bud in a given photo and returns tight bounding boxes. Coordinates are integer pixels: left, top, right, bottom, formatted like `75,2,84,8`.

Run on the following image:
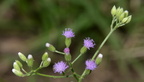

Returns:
42,58,51,67
124,10,128,17
95,53,103,65
65,38,71,48
121,15,132,24
15,60,23,68
119,13,125,21
12,69,24,77
46,43,56,52
27,54,34,67
116,8,124,18
65,54,71,62
80,46,87,54
125,15,132,23
111,5,117,16
18,52,27,61
13,62,20,71
42,52,48,61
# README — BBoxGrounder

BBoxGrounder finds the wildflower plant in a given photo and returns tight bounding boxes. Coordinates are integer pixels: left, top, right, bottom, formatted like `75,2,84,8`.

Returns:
12,6,132,82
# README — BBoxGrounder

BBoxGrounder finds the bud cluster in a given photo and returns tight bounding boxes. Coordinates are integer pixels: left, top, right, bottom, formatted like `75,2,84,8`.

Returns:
111,5,132,27
12,52,51,77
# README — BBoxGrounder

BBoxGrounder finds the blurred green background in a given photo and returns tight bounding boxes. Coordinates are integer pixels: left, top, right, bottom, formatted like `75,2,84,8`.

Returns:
0,0,144,82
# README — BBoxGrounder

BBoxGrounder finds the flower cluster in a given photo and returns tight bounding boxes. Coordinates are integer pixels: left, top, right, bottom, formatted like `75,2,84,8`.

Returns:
111,5,132,25
12,5,131,81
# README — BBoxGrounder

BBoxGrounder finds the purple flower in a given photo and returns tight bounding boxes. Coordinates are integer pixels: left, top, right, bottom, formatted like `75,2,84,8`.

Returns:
62,28,75,38
64,48,70,54
53,61,69,74
85,60,97,70
84,37,95,49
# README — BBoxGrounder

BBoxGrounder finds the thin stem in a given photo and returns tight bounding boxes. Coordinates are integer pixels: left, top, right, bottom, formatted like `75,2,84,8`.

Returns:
78,69,87,82
22,68,28,74
92,28,115,60
68,62,79,81
72,53,82,64
35,73,73,78
55,50,65,55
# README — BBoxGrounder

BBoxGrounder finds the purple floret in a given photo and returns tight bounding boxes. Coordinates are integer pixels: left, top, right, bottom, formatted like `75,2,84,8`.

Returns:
62,28,75,38
85,60,97,70
53,61,69,74
84,37,95,49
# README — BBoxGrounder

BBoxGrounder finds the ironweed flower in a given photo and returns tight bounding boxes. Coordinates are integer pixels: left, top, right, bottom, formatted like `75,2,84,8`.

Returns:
53,61,69,74
84,37,95,49
85,60,97,70
62,28,75,38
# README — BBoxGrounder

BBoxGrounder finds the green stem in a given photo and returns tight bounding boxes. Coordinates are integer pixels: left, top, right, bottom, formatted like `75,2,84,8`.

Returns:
78,69,88,82
72,53,82,64
79,25,118,81
35,73,73,78
68,62,79,81
55,50,65,55
92,28,115,60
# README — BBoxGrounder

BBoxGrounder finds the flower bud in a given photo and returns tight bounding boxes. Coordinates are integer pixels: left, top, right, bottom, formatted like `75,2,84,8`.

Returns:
65,54,71,62
15,60,23,68
95,53,103,65
46,43,56,52
111,5,117,16
125,15,132,24
18,52,27,62
64,48,70,54
12,69,24,77
80,46,87,54
13,62,20,71
116,7,123,18
42,58,51,67
119,12,125,21
121,15,132,24
65,38,71,48
27,54,34,67
124,10,128,17
42,52,48,61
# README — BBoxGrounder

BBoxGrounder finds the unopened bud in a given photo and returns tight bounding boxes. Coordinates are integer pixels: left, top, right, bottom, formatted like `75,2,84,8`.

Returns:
121,15,132,24
15,60,23,68
80,46,87,54
124,10,128,17
111,5,117,16
42,52,48,61
12,69,24,77
18,52,27,61
64,48,70,54
65,38,71,48
27,54,34,67
46,43,56,52
13,62,20,71
119,13,125,21
42,58,51,67
95,53,103,65
65,54,71,62
116,8,123,18
125,15,132,23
